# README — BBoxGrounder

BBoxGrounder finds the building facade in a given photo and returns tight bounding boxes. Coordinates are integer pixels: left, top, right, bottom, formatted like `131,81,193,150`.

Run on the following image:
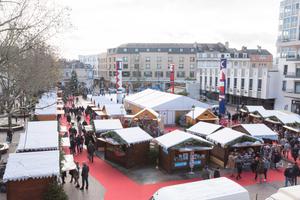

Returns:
78,54,100,79
275,0,300,114
197,45,277,109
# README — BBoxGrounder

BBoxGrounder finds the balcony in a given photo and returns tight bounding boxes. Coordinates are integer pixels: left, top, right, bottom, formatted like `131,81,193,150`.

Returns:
285,72,300,78
284,89,300,99
286,56,300,61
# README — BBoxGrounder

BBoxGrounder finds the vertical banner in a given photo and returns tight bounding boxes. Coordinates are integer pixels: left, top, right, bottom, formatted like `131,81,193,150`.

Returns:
116,59,123,103
169,64,175,94
219,58,227,115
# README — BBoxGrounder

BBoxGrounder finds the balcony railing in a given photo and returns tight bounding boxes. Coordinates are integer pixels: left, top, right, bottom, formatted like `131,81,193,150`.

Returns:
285,72,300,78
286,89,300,94
286,56,300,61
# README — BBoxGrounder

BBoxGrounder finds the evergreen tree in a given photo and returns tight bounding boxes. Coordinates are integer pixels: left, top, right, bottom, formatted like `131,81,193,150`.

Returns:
69,70,79,96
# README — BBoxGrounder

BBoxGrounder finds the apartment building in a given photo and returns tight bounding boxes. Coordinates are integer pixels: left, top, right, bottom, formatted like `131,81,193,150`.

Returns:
275,0,300,114
105,43,198,90
197,45,277,109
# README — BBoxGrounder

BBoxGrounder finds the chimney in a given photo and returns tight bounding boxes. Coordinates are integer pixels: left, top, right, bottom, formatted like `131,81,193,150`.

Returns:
225,41,229,48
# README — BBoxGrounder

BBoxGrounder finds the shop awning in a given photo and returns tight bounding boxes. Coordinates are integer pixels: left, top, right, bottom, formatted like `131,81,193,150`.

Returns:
283,125,300,133
61,155,76,171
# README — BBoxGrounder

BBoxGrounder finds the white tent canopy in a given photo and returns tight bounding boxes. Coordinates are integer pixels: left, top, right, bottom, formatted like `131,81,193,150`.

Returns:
104,104,126,116
187,121,222,137
125,89,209,111
206,128,261,147
61,154,76,171
266,185,300,200
17,121,58,152
94,119,123,133
155,130,213,150
237,124,278,141
185,107,209,120
152,177,250,200
104,127,153,145
35,92,57,115
3,151,60,182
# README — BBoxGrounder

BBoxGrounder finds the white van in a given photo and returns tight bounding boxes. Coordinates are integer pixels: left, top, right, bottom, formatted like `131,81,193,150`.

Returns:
266,185,300,200
151,177,250,200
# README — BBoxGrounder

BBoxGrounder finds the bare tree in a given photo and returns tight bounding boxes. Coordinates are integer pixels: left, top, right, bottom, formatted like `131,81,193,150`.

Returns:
0,0,70,128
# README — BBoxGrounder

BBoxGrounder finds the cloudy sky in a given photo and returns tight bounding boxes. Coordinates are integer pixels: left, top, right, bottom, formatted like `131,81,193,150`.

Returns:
55,0,281,59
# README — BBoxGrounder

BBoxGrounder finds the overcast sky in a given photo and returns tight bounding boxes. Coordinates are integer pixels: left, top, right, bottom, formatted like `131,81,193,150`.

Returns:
55,0,281,59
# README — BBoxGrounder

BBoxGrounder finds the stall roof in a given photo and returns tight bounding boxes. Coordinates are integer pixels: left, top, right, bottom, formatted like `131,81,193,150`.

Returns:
105,127,153,145
125,89,209,111
187,121,222,137
152,177,250,200
17,121,58,152
206,128,258,147
94,119,123,132
3,150,59,182
185,107,216,120
237,124,278,141
104,104,126,116
155,130,213,149
243,106,265,113
91,96,116,108
134,108,159,119
61,154,76,171
35,92,57,115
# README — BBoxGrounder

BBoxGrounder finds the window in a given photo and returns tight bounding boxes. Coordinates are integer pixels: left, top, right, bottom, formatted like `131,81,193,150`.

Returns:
204,76,207,85
123,48,127,52
109,71,112,76
282,80,287,91
191,49,194,52
157,48,161,52
295,82,300,93
135,56,139,61
168,48,172,52
122,71,130,77
190,57,195,62
284,65,288,75
249,79,253,90
155,71,164,77
234,61,238,66
144,71,152,77
157,64,162,69
123,64,128,69
258,79,262,91
190,64,195,69
179,64,184,69
135,48,139,52
234,78,237,88
252,63,256,68
168,57,173,62
146,57,150,62
209,77,212,85
166,71,170,77
241,78,245,89
157,57,162,62
133,71,141,77
227,78,230,88
180,48,183,52
134,64,139,69
179,57,184,62
243,53,247,58
123,57,128,62
146,64,150,69
215,77,218,87
190,71,195,78
177,71,185,78
296,68,300,77
146,48,150,52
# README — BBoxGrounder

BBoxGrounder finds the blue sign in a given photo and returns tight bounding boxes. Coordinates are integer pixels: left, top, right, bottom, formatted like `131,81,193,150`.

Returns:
174,162,187,167
194,160,201,166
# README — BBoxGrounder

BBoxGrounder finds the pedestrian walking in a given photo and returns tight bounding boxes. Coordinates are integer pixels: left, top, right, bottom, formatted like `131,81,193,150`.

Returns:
264,158,271,181
87,141,95,163
256,158,265,183
80,163,89,190
201,166,210,180
74,162,80,188
213,167,221,178
284,163,295,187
292,162,300,185
235,155,243,180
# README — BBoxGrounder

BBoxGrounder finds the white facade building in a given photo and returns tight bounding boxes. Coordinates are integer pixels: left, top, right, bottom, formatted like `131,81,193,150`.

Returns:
79,54,100,79
275,0,300,114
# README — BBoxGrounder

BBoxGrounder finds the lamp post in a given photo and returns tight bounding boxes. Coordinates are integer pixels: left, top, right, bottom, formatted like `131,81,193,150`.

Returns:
120,104,124,124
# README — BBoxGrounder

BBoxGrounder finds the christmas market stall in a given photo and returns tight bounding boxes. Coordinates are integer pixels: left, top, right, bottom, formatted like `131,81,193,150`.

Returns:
185,107,218,125
240,105,266,123
102,127,153,168
187,121,223,138
34,92,57,121
155,130,213,173
232,124,278,142
206,128,262,167
103,104,126,119
131,108,162,137
16,121,58,152
3,151,60,200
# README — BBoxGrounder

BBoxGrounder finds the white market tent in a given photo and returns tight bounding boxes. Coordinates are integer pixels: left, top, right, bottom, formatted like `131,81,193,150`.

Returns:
91,96,116,108
236,124,278,141
125,89,209,124
94,119,123,133
187,121,223,137
152,177,250,200
206,128,261,148
266,185,300,200
3,150,60,182
104,104,126,117
241,105,265,113
155,130,213,150
17,121,58,152
35,92,57,115
61,154,76,171
103,127,153,145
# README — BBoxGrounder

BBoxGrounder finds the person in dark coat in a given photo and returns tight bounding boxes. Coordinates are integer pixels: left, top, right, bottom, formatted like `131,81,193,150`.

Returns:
87,141,96,163
213,167,221,178
285,163,295,187
235,156,243,180
80,163,89,190
291,145,299,162
292,162,300,185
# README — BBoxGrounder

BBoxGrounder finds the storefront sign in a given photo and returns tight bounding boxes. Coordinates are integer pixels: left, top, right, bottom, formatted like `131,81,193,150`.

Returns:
174,162,187,167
